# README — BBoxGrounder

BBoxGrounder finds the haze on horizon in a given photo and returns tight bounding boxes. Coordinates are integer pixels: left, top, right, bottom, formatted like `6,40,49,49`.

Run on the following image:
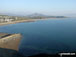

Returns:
0,0,76,17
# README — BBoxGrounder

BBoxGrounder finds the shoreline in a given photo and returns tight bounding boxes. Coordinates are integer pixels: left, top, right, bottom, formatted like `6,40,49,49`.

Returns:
0,18,67,26
0,19,35,26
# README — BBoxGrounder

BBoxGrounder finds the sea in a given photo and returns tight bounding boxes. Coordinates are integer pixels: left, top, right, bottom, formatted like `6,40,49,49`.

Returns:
0,18,76,56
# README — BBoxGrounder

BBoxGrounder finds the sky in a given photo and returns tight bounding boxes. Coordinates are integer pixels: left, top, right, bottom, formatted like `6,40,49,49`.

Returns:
0,0,76,17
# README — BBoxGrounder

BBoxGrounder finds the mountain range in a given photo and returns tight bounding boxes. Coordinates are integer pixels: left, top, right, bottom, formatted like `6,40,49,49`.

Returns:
0,13,67,19
25,13,67,19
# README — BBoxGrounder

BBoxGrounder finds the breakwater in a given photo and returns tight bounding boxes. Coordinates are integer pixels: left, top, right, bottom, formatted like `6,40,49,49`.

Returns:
0,33,22,50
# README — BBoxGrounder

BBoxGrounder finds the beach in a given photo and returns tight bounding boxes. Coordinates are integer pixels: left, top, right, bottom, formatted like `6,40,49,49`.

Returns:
0,18,64,26
0,19,35,26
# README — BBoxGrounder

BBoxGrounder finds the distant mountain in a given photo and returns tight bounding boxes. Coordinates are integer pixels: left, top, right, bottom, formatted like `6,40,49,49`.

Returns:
0,15,8,16
0,13,67,19
26,13,48,17
26,13,67,19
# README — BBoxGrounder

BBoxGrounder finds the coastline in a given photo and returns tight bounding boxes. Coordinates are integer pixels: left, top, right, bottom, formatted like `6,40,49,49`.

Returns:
0,19,35,26
0,18,66,26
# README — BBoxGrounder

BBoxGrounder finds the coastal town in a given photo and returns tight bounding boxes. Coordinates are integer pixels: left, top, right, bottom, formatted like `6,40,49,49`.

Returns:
0,15,26,23
0,15,17,22
0,15,35,26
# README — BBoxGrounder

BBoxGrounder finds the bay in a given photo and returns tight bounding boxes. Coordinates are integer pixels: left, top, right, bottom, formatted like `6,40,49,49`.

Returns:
0,18,76,56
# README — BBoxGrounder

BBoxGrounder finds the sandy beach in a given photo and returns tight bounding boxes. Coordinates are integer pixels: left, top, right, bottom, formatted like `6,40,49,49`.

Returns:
0,18,62,26
0,19,35,26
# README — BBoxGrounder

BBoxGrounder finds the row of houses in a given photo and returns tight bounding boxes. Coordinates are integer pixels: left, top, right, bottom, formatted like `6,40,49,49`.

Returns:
0,16,18,22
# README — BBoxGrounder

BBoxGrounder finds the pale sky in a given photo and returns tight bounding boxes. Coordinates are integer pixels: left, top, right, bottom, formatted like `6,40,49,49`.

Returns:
0,0,76,17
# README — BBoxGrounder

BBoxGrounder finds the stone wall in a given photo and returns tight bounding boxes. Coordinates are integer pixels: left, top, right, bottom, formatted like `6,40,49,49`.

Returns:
0,34,22,50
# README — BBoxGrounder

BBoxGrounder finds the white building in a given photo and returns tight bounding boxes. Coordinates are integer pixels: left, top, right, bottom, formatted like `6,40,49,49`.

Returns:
5,19,14,22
